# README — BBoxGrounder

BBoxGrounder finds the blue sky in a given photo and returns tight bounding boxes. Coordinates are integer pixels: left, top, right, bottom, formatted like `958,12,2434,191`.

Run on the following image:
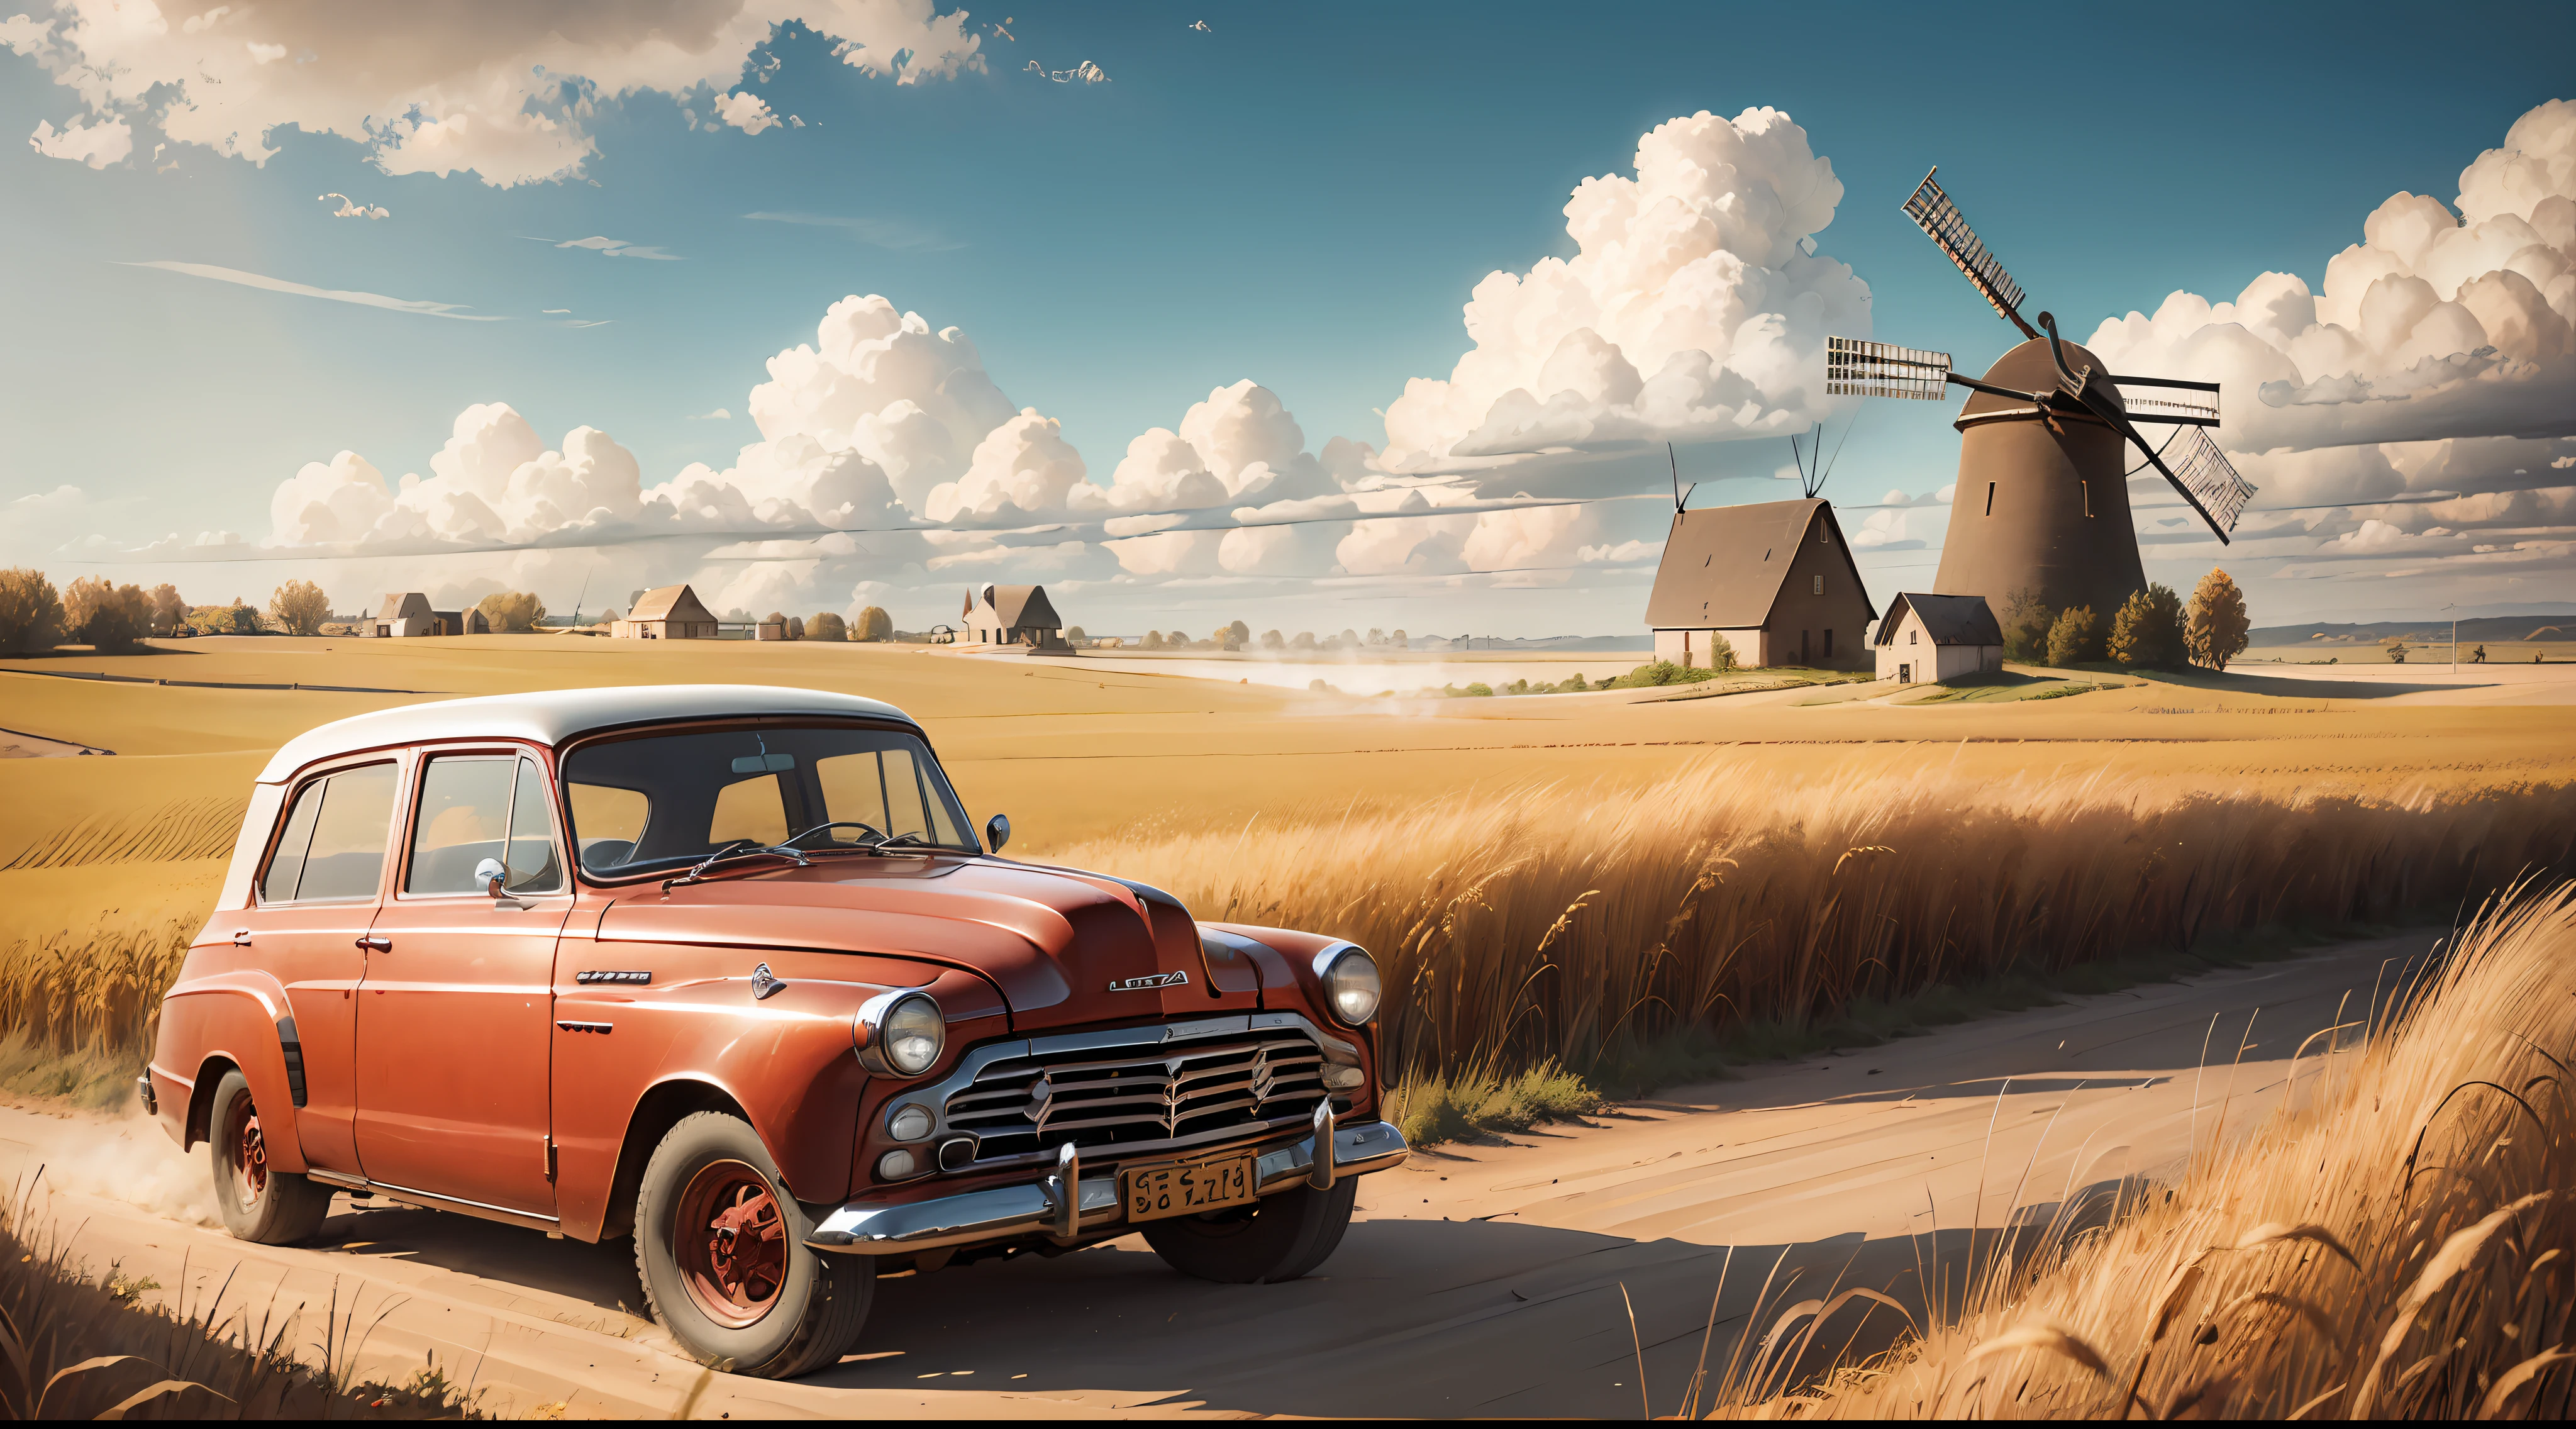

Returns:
4,1,2572,633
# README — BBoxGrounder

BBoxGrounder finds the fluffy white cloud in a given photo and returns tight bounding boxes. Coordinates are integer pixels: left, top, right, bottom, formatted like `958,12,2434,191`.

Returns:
1380,107,1870,478
711,89,780,135
317,192,388,220
28,114,129,167
9,0,982,185
2085,99,2574,459
747,294,1016,509
1101,380,1340,512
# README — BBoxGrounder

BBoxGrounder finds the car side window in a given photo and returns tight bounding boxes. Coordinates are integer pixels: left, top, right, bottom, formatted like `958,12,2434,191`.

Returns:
407,755,564,895
258,763,396,904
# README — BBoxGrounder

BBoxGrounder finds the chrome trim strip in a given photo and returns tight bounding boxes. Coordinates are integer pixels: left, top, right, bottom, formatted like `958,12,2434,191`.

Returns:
808,1120,1409,1255
306,1169,564,1230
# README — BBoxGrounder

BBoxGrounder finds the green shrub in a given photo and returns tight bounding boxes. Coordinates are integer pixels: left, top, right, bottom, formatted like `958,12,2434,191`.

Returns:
2046,605,2103,666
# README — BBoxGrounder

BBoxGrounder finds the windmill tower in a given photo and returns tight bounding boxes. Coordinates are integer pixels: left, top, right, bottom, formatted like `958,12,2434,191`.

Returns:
1826,170,2257,621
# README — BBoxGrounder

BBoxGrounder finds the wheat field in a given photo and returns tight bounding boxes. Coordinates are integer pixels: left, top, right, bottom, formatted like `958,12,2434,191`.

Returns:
1744,878,2576,1420
1060,759,2576,1087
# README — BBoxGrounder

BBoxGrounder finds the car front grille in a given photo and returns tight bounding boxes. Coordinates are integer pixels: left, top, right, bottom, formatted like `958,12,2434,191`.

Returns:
942,1026,1329,1164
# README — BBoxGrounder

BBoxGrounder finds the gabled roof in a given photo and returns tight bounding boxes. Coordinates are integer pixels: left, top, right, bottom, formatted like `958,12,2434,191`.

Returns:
377,592,432,621
258,685,916,784
1877,592,2003,647
1643,498,1877,629
628,584,715,623
978,584,1061,630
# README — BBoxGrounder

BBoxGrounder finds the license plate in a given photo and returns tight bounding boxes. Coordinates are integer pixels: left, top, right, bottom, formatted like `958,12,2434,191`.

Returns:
1123,1151,1256,1223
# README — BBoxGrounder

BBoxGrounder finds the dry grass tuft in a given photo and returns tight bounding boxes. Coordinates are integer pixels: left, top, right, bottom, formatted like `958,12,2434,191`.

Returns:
1060,758,2576,1087
0,1177,484,1418
1762,879,2576,1420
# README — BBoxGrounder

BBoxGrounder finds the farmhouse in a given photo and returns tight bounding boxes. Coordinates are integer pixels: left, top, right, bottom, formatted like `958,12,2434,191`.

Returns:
1643,498,1876,670
1874,591,2004,684
961,584,1070,651
613,584,719,640
362,593,485,637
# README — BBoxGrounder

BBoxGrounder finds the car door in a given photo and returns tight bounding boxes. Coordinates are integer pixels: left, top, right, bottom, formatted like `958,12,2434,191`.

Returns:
239,757,401,1174
356,749,569,1216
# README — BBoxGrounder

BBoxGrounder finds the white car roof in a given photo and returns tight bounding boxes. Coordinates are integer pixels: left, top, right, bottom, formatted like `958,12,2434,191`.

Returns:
256,684,918,784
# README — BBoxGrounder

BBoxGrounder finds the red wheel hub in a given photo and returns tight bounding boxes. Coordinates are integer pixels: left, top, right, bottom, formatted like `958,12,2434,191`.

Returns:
674,1160,786,1327
226,1098,269,1206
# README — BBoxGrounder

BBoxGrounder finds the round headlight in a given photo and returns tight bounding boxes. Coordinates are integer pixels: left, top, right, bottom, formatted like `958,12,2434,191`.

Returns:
859,991,947,1077
876,1148,919,1181
1318,947,1380,1027
887,1103,934,1142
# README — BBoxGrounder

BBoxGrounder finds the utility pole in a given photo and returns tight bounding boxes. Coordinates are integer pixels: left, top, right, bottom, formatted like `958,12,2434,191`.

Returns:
2444,602,2457,673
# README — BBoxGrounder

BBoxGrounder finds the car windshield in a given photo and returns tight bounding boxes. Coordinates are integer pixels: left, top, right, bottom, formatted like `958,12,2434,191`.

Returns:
560,723,979,878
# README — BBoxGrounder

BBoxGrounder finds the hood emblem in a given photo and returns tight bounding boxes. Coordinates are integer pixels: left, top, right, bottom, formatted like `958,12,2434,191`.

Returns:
751,964,786,1001
1108,970,1189,993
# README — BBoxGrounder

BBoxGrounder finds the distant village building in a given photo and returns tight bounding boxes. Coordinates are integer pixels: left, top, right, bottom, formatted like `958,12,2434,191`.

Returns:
961,584,1070,651
755,618,789,641
1643,498,1876,670
363,593,486,637
613,584,719,640
1874,592,2004,684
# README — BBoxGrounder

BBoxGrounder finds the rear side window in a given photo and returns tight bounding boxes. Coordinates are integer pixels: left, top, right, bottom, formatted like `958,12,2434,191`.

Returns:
258,764,397,904
406,755,563,895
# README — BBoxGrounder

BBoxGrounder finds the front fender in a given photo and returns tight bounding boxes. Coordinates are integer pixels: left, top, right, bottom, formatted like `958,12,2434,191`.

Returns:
153,969,308,1172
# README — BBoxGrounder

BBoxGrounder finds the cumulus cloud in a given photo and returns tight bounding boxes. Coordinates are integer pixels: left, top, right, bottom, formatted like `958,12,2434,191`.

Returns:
2085,99,2573,462
8,0,983,186
2080,97,2576,593
1380,107,1870,481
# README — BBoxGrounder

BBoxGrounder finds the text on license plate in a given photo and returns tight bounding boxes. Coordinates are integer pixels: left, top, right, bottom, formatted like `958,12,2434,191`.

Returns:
1124,1152,1255,1223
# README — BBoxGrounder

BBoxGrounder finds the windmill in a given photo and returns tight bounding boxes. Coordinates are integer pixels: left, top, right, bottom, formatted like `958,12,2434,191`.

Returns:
1825,169,2257,623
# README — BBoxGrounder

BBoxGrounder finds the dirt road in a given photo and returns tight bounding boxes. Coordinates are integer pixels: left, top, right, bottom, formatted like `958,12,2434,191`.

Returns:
1,931,2430,1418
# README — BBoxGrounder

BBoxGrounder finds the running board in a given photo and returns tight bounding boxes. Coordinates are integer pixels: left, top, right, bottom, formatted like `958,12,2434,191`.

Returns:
304,1167,563,1235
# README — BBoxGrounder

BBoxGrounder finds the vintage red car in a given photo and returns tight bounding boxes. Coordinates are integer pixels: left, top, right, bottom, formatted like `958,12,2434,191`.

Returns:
145,685,1405,1377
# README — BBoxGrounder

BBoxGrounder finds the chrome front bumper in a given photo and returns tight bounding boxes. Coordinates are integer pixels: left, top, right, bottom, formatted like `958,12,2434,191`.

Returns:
806,1118,1409,1254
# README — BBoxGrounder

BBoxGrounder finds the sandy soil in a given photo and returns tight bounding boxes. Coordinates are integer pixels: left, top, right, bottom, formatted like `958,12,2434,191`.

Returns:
0,931,2426,1418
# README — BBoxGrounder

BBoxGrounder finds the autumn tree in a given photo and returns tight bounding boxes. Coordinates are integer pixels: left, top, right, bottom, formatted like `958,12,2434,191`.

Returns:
2185,568,2251,670
807,612,848,642
269,579,332,636
1260,630,1284,650
1224,620,1251,650
64,576,151,650
226,601,263,634
477,591,547,633
853,606,893,642
148,584,186,635
2045,605,2102,667
0,569,67,654
2108,584,2185,670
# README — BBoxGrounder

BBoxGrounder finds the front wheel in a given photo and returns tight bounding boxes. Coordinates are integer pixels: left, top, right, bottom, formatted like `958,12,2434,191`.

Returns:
633,1111,872,1377
207,1069,332,1245
1141,1177,1357,1284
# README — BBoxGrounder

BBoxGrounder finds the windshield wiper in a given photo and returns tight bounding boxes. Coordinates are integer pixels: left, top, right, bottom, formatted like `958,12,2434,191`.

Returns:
662,839,812,892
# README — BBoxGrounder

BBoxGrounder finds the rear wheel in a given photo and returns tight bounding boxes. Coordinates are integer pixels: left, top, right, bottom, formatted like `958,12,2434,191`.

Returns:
207,1069,331,1245
1142,1177,1357,1284
634,1111,872,1377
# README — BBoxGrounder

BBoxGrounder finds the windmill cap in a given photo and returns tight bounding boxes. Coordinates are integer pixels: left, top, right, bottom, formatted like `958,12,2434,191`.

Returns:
1956,336,2128,428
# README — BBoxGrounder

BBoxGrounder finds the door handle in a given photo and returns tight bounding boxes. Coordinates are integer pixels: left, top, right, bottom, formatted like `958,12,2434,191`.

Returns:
357,936,392,952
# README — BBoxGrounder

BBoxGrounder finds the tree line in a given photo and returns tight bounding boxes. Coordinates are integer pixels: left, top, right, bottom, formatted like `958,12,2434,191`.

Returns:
1996,569,2251,671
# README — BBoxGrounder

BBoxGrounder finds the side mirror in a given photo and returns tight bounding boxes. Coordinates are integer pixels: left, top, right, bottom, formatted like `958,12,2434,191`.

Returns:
984,814,1011,854
474,856,509,898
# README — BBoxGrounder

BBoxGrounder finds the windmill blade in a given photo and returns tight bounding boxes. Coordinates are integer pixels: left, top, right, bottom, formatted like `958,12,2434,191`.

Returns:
2110,374,2221,427
1826,336,1952,400
1902,169,2040,340
2162,426,2258,537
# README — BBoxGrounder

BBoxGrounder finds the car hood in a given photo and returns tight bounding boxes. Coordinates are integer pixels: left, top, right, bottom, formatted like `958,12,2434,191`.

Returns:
594,855,1270,1027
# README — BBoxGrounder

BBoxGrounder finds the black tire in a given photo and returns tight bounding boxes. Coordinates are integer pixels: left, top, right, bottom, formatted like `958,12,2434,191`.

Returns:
633,1111,872,1378
207,1069,332,1245
1141,1177,1358,1284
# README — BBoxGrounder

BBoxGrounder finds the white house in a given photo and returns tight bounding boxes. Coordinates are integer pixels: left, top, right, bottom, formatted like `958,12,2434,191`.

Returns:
1874,592,2004,684
959,584,1070,650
